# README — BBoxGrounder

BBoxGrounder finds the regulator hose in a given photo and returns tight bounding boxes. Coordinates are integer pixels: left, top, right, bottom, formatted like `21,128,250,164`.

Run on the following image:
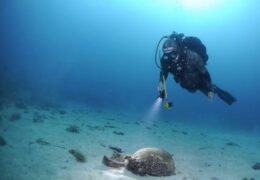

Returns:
155,36,169,69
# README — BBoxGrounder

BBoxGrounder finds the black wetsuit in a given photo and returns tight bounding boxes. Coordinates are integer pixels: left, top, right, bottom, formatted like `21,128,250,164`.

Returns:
160,48,214,96
159,36,236,105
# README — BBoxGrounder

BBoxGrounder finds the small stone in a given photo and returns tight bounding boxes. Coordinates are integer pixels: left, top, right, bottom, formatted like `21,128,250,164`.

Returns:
69,149,86,163
0,103,3,111
9,113,21,121
109,145,123,153
15,101,27,110
36,138,50,146
113,131,124,136
0,136,7,146
66,125,80,133
59,110,66,115
226,142,240,146
182,131,188,135
252,163,260,170
210,177,219,180
33,112,45,123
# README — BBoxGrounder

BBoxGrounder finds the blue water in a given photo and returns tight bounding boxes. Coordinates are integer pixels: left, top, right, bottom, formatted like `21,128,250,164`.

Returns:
1,0,260,131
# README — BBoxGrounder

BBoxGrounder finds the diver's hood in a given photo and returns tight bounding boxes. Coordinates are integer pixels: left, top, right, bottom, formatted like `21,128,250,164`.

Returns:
162,39,179,54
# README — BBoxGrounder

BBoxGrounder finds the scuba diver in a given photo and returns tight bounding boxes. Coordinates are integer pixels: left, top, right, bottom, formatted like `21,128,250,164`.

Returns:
155,31,236,108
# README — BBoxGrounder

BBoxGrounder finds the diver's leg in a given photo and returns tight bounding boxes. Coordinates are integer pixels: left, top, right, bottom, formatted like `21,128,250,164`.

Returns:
199,83,215,96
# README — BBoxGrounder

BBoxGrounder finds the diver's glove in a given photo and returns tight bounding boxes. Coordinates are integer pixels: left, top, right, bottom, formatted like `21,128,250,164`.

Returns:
207,84,217,103
207,91,214,103
159,90,166,99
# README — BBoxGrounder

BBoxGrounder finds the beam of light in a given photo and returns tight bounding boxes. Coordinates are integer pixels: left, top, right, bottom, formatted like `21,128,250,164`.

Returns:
150,97,163,117
142,98,162,126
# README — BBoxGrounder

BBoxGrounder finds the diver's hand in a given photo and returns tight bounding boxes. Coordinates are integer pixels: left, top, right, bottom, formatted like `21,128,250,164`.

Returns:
207,91,214,103
157,82,164,92
159,90,166,99
157,82,166,99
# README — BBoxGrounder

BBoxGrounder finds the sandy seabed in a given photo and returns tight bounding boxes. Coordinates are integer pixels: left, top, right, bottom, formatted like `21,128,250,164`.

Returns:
0,102,259,180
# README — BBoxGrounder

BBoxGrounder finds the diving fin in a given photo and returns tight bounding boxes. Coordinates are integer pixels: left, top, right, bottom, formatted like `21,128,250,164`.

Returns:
215,86,236,105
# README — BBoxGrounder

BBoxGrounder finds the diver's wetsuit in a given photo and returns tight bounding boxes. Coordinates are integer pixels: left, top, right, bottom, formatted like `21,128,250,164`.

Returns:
160,37,236,105
160,49,214,96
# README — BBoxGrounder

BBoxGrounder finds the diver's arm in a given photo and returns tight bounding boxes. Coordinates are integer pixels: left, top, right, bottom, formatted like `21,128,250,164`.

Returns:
191,51,215,99
194,54,208,75
157,67,169,99
158,70,169,92
190,51,212,83
199,68,216,102
198,67,214,96
159,54,170,82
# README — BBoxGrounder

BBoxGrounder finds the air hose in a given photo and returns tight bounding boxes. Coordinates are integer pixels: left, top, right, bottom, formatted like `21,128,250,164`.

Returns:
155,35,173,109
155,35,169,69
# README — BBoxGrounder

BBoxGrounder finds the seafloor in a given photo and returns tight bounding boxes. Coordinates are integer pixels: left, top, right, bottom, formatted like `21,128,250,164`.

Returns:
0,100,259,180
